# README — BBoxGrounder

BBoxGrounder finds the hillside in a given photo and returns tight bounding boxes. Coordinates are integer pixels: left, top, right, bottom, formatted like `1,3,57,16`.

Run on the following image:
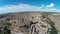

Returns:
0,12,60,34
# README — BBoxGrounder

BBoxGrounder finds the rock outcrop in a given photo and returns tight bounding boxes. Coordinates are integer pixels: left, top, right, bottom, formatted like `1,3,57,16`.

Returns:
0,12,52,34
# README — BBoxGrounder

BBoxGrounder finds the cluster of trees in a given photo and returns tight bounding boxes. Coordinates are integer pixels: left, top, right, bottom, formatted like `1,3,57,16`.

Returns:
0,26,10,34
0,23,11,34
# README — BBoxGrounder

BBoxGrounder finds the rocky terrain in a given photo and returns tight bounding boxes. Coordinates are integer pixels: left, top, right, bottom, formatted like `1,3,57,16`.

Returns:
0,12,60,34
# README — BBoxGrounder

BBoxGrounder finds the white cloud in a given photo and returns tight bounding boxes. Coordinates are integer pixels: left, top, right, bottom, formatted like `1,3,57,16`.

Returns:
0,3,59,14
46,3,54,8
0,4,44,14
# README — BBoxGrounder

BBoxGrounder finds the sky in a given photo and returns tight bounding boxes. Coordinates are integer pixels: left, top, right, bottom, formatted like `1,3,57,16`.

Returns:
0,0,60,14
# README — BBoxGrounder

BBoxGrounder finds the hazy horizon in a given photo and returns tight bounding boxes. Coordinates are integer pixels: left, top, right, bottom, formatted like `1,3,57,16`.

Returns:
0,0,60,14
